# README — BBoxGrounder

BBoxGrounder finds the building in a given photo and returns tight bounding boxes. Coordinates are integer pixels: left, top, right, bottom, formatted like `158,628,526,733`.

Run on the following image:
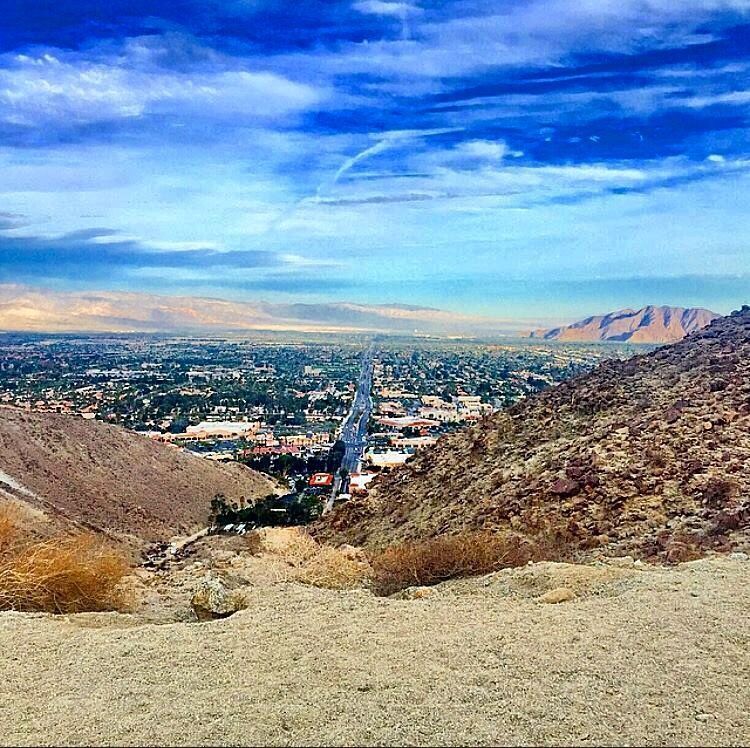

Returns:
246,445,301,456
376,416,438,430
365,448,414,469
454,395,492,419
308,472,335,489
390,435,438,450
280,432,333,448
185,421,258,439
418,406,458,423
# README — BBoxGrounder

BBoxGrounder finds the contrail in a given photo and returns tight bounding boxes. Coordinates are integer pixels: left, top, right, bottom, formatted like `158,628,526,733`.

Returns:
322,138,396,196
319,128,456,195
353,1,419,41
268,127,462,232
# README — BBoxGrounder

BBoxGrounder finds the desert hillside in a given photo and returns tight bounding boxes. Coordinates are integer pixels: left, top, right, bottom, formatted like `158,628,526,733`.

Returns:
0,408,277,543
1,552,748,746
318,307,750,557
531,304,718,343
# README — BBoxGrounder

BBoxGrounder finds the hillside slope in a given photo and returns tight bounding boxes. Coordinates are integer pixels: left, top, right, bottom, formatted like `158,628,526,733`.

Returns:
1,557,749,746
318,307,750,558
0,408,277,543
531,305,718,343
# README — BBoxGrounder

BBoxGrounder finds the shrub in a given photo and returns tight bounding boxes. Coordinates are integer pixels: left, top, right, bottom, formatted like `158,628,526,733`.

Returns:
253,527,370,590
367,531,535,596
243,530,265,556
294,545,370,590
526,517,577,560
699,478,735,509
0,509,131,613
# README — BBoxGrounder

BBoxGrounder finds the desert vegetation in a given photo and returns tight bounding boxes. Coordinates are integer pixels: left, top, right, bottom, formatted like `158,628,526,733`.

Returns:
253,526,569,596
210,492,322,528
366,531,540,596
247,527,370,590
0,508,131,613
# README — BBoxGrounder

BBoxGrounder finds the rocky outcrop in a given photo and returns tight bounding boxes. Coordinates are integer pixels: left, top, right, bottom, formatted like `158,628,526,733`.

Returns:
317,307,750,561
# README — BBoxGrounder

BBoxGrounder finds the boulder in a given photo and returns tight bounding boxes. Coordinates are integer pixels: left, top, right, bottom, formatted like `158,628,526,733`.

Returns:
664,407,681,424
191,575,248,621
396,586,435,600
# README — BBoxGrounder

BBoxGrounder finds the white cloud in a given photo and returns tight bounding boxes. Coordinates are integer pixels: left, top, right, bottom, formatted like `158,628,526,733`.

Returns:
353,1,419,18
299,154,750,215
452,140,506,161
0,44,326,128
682,89,750,108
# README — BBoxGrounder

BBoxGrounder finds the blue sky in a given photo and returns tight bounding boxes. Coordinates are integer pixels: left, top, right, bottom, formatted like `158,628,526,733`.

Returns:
0,0,749,321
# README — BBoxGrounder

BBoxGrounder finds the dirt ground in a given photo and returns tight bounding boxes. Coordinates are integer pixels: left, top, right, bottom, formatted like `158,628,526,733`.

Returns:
1,555,749,746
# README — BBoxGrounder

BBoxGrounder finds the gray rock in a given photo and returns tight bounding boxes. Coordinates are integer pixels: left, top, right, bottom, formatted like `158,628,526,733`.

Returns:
191,575,248,621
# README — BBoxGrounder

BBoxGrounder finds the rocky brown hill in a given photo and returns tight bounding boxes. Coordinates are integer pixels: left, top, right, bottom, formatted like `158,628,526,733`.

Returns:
0,408,277,544
318,307,750,560
531,304,718,343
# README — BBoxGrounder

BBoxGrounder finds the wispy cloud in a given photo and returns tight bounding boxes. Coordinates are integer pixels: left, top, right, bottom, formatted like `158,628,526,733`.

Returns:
353,1,421,39
0,225,338,286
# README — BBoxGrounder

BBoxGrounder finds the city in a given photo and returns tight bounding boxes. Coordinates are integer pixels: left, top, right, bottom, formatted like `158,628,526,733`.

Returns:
0,331,644,517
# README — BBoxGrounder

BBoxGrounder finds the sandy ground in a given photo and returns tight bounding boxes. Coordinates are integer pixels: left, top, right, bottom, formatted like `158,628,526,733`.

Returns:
1,556,749,746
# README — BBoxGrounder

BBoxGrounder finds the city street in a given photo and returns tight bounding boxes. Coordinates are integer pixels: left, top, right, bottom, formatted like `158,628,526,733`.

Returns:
324,343,375,512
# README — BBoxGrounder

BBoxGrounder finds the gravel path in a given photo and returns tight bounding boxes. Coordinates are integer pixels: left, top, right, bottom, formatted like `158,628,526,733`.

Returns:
1,557,749,746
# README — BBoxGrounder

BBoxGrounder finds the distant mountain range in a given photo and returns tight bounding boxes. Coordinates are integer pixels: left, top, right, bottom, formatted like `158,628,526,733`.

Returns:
0,286,723,341
0,284,530,337
530,305,719,343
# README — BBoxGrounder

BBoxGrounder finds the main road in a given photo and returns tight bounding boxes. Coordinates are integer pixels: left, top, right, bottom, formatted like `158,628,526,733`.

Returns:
323,343,375,513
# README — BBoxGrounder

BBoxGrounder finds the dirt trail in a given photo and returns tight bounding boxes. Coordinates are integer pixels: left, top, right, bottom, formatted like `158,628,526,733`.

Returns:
1,556,749,747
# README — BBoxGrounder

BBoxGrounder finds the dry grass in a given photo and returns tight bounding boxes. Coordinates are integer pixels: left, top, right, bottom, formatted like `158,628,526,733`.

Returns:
367,531,537,596
0,509,17,556
0,509,131,613
294,545,370,590
254,527,572,595
252,527,370,590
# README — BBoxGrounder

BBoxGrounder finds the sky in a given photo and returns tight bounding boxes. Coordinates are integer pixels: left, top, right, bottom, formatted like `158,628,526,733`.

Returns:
0,0,749,322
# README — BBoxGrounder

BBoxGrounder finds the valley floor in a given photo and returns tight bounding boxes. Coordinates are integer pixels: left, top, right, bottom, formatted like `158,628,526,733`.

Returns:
1,556,749,747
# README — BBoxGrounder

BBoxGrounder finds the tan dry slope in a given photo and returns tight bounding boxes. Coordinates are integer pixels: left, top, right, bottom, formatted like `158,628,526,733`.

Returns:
0,408,277,543
531,304,719,343
0,557,748,746
318,307,750,557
